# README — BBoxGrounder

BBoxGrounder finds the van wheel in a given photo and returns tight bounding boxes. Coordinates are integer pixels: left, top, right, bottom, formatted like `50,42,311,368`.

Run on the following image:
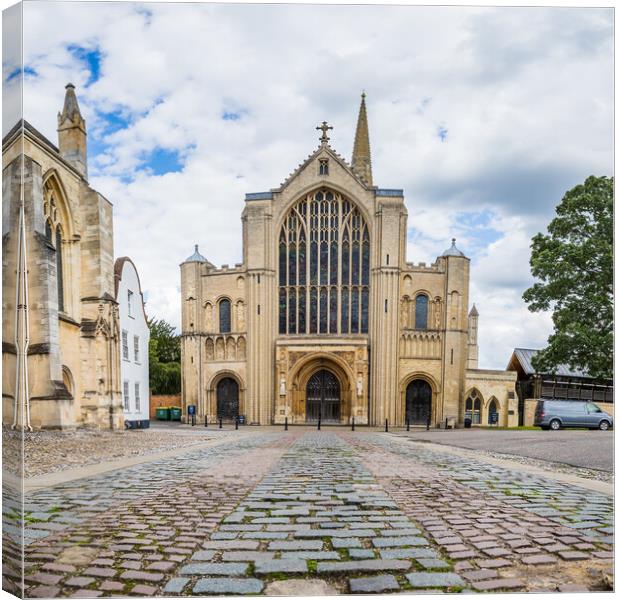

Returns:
549,419,561,431
599,420,610,431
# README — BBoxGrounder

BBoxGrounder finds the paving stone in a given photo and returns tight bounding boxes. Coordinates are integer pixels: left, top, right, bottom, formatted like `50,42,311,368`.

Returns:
281,551,340,560
98,581,124,592
202,539,259,550
131,584,158,596
558,551,590,561
349,549,376,559
70,589,103,598
349,574,400,593
417,558,450,569
268,540,324,551
180,562,249,575
193,577,265,595
372,536,427,548
221,551,275,561
522,554,557,565
190,550,216,561
265,578,338,596
82,567,116,577
380,548,438,560
471,578,525,591
119,569,165,582
406,572,465,588
558,584,590,592
28,586,61,598
332,537,362,548
317,559,410,573
254,558,309,574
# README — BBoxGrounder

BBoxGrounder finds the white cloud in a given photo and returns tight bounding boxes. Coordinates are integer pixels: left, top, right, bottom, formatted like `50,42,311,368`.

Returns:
13,3,613,369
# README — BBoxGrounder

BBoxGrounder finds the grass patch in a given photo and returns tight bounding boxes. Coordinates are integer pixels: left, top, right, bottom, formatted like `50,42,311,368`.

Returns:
307,559,318,574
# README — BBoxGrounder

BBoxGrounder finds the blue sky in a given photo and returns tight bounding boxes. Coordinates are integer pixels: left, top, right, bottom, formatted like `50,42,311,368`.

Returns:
4,2,613,368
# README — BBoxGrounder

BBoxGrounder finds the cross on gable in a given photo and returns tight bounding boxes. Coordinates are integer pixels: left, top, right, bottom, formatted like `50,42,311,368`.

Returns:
316,121,333,144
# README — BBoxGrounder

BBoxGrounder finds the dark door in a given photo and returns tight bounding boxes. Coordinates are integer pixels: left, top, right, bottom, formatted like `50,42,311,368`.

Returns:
216,377,239,420
406,379,432,425
306,369,340,422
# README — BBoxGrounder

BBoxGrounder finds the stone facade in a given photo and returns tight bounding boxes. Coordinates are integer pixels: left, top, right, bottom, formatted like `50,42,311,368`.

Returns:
180,95,516,426
2,85,122,429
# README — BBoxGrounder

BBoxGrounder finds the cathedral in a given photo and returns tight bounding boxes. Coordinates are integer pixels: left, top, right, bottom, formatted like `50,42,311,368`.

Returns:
180,94,517,427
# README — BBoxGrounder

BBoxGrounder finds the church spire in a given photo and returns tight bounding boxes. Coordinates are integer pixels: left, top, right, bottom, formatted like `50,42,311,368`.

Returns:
57,83,88,178
351,91,373,186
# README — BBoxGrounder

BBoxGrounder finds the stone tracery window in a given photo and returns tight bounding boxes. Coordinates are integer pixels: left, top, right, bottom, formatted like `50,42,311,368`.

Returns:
278,188,370,335
465,389,482,424
219,299,231,333
414,294,428,329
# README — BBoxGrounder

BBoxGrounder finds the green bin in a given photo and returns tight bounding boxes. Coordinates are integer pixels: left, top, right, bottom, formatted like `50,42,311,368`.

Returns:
170,407,182,421
155,407,170,421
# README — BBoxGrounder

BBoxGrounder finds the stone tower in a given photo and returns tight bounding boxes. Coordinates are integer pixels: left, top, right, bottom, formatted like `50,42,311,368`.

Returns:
57,83,88,178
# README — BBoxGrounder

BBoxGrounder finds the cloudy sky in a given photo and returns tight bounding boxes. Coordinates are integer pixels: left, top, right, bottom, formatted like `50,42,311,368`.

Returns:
3,2,614,369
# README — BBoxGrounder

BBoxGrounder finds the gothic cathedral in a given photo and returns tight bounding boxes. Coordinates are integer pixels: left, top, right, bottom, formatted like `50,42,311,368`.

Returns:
181,95,517,427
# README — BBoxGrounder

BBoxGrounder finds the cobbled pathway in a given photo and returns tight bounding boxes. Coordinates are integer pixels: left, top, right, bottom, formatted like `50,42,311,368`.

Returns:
3,430,614,596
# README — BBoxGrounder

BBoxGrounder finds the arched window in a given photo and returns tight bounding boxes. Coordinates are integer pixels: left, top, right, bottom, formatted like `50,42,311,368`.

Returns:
465,389,482,424
219,299,231,333
56,227,64,312
278,188,370,335
488,398,499,425
414,294,428,329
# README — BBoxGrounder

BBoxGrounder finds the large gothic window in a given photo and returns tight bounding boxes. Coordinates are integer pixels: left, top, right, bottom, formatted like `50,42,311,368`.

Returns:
278,188,370,335
414,294,428,329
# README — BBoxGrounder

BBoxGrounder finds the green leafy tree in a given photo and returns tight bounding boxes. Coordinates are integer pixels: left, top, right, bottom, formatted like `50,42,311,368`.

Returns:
148,318,181,394
523,175,613,379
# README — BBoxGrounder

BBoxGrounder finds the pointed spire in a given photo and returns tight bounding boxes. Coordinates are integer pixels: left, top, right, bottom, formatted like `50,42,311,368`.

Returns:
57,83,88,178
351,91,373,186
58,83,84,126
469,303,479,317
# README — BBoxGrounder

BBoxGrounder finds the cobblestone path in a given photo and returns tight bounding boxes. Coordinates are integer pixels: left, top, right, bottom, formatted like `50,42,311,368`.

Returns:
349,433,614,592
3,430,614,596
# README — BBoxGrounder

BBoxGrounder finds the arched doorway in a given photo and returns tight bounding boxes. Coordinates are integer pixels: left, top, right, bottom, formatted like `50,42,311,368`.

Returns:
216,377,239,420
306,369,340,422
406,379,432,426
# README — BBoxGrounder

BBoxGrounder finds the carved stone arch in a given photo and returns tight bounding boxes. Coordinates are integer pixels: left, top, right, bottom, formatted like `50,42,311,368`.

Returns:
237,336,246,360
400,372,439,427
204,301,214,332
215,337,225,360
61,365,75,398
288,352,355,394
225,336,236,360
234,299,246,331
205,337,215,360
206,370,246,421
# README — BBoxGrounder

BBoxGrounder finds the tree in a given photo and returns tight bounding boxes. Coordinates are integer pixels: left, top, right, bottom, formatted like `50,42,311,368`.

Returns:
148,318,181,394
523,175,613,380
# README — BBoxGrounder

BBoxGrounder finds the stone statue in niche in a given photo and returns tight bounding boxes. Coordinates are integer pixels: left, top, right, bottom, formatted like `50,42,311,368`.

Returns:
434,297,442,329
400,298,409,328
280,377,286,396
357,375,363,397
205,303,213,331
237,301,246,330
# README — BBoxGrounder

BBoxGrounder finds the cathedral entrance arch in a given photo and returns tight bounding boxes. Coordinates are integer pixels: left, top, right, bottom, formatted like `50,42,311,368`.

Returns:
306,369,340,422
406,379,432,426
216,377,239,420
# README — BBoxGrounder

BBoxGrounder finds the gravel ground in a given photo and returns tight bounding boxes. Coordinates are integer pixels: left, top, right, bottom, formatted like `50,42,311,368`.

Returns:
2,426,218,478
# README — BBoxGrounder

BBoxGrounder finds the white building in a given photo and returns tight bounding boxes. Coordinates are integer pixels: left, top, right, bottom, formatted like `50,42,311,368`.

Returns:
115,257,150,427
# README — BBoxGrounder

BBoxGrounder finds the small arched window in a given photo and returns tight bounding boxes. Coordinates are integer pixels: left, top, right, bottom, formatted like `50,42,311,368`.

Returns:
219,299,231,333
56,227,64,312
465,389,482,424
414,294,428,329
488,398,499,425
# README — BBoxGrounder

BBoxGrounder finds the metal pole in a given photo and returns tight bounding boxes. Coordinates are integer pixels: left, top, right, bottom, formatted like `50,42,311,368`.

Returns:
385,419,388,432
219,417,222,429
205,415,208,427
285,417,288,431
445,417,448,429
406,419,410,432
192,414,195,426
426,413,430,431
235,416,239,430
318,408,321,431
351,417,355,431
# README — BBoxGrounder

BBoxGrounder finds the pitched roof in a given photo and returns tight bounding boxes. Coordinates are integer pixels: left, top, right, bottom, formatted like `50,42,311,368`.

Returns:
508,348,589,378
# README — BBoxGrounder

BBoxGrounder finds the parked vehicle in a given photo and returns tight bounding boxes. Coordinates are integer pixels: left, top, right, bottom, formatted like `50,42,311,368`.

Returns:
534,399,613,431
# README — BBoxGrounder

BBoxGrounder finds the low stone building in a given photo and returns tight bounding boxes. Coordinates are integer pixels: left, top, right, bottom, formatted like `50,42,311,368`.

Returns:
115,257,150,428
2,84,123,429
180,94,517,427
507,348,614,425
